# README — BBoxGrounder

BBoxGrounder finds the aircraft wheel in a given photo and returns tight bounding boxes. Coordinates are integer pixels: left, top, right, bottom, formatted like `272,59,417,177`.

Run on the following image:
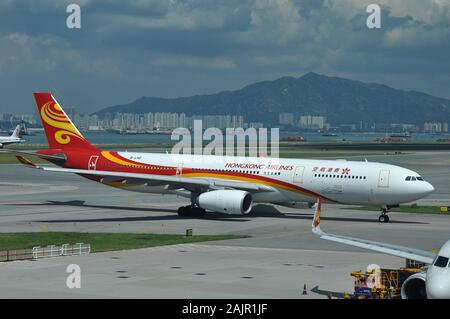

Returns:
190,207,206,218
177,206,206,218
177,206,188,217
378,214,389,223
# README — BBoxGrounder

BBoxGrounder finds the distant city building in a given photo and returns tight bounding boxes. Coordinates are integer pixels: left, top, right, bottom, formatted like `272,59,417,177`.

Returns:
64,107,77,122
299,115,327,129
247,122,264,129
401,124,420,132
68,111,247,131
279,113,295,126
0,113,37,125
0,113,14,122
424,122,449,133
390,123,419,132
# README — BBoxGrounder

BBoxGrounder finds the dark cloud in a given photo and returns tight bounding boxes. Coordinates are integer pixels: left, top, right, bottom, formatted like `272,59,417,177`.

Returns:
0,0,449,113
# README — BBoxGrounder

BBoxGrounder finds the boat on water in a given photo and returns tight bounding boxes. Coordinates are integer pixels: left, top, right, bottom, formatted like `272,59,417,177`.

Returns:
389,132,411,138
145,129,173,135
281,136,306,142
321,132,338,137
376,132,411,143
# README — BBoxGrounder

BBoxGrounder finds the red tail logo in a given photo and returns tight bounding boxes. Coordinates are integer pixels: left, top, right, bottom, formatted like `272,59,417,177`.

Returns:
33,93,97,150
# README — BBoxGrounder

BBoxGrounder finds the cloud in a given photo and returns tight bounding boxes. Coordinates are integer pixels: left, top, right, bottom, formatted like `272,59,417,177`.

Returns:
0,0,449,113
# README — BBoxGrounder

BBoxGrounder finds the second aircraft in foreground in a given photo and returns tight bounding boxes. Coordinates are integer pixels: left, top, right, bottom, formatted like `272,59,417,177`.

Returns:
312,198,450,299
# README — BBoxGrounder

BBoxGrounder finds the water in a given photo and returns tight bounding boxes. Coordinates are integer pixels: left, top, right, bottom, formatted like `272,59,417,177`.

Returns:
282,131,450,142
15,131,450,146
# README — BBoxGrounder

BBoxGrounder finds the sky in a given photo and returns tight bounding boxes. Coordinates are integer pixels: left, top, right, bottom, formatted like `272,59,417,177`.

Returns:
0,0,449,114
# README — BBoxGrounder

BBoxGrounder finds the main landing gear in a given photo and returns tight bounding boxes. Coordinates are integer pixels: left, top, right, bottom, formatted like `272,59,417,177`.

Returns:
378,207,390,223
177,205,206,217
177,193,206,218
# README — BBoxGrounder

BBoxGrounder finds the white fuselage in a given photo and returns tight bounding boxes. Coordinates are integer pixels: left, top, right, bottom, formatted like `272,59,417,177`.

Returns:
0,136,22,146
426,241,450,299
110,152,434,206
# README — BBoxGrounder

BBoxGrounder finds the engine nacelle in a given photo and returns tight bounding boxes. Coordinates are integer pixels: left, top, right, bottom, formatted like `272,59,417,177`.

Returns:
401,272,427,299
197,190,252,215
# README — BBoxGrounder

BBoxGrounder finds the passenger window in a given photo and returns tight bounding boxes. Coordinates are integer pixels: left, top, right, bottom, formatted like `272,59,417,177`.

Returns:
405,176,411,181
434,256,449,268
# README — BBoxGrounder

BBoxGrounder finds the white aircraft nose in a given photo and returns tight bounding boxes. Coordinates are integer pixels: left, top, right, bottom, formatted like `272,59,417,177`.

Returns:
404,181,434,202
423,182,435,195
426,270,450,299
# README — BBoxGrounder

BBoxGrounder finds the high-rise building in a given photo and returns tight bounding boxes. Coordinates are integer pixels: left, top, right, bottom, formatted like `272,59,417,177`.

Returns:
424,122,449,133
299,115,327,129
279,113,295,126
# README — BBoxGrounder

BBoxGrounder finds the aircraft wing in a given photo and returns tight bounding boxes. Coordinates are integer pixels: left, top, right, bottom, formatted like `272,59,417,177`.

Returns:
15,156,276,194
311,198,436,264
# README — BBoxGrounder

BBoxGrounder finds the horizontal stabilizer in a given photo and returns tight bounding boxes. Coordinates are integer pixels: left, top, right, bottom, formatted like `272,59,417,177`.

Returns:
15,156,38,168
0,149,66,163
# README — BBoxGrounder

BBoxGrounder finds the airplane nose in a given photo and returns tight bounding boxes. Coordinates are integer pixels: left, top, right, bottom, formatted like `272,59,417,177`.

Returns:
426,271,450,299
410,181,435,200
424,182,435,194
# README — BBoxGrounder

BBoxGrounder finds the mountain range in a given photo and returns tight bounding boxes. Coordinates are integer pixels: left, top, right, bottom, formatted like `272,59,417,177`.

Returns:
94,72,450,125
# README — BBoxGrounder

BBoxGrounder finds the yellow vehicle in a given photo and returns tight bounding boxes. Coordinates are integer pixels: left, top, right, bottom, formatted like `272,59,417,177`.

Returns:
351,267,423,299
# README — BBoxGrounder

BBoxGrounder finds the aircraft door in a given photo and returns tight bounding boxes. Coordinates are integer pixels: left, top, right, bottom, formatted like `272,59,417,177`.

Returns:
378,169,390,188
293,166,305,184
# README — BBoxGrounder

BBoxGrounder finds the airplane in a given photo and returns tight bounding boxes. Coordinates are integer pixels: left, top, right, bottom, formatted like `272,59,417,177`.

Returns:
312,198,450,299
2,92,435,222
0,125,23,148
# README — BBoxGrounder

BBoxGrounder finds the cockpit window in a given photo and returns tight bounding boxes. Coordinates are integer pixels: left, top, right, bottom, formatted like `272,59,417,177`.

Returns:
434,256,449,268
406,176,425,181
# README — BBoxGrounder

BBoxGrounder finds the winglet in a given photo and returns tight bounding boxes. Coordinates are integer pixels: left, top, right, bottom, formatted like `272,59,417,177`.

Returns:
16,155,39,168
312,197,323,235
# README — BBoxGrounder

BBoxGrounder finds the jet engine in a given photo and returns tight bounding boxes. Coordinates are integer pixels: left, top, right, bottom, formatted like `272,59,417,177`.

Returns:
401,272,427,299
197,190,252,215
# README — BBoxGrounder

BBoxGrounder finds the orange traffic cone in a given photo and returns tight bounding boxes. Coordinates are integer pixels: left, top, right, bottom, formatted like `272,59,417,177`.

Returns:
302,283,308,295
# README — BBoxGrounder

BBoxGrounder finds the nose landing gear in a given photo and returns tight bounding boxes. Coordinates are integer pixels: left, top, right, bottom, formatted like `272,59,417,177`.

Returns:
378,207,390,223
